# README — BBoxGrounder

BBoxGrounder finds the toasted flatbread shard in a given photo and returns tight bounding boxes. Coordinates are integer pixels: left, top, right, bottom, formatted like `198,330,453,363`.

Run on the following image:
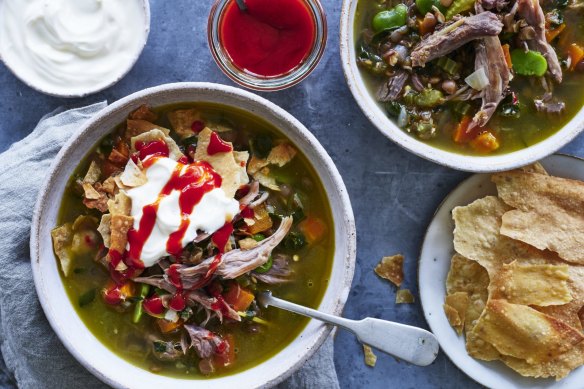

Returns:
452,196,553,275
246,204,273,235
120,158,147,187
108,192,132,216
363,345,377,367
125,119,170,140
130,129,183,161
537,265,584,330
520,162,548,175
254,168,279,191
493,171,584,264
266,143,297,167
396,289,415,304
109,215,133,255
473,299,584,364
444,292,469,335
129,105,158,122
375,254,404,287
98,214,112,248
167,108,202,139
502,342,584,380
83,161,101,184
490,261,572,306
51,223,74,277
233,151,250,184
444,254,498,360
238,238,259,251
195,128,249,198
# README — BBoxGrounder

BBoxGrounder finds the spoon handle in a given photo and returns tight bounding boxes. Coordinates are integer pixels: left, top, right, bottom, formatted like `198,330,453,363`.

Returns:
262,293,439,366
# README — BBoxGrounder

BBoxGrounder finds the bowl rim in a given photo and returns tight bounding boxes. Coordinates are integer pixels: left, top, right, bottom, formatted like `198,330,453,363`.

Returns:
0,0,151,98
339,0,584,173
29,82,356,388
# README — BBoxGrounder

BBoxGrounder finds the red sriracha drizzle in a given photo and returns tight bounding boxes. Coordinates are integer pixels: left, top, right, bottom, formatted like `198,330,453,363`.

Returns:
207,132,233,155
220,0,316,77
126,159,223,262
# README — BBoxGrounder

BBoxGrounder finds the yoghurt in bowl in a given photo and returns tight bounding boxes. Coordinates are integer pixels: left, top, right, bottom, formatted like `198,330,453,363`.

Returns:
0,0,150,97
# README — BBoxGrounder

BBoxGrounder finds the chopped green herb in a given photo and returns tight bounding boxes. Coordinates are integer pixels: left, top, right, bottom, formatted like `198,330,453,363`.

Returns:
78,288,97,308
282,232,306,251
153,341,167,353
255,255,273,274
181,135,198,147
252,234,266,242
253,135,273,159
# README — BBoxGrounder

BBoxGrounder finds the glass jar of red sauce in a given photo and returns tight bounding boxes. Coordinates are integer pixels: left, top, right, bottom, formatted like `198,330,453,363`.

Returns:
208,0,327,91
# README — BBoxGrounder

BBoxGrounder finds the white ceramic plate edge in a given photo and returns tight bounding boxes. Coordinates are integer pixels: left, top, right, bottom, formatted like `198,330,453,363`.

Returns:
418,154,584,389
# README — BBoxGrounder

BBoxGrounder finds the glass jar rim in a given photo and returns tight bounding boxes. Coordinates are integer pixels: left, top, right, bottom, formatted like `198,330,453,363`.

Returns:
207,0,327,92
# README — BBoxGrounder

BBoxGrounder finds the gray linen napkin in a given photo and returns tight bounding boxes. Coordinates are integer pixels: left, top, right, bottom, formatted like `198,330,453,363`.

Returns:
0,103,339,389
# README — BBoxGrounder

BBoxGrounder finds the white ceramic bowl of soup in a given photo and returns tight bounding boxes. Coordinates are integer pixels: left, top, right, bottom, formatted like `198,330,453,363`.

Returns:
0,0,150,98
30,83,356,388
340,0,584,172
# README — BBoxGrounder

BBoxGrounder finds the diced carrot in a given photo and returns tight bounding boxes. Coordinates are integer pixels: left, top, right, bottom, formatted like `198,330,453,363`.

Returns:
502,44,513,69
298,217,327,244
452,116,482,144
470,131,500,153
223,282,255,312
545,24,565,43
246,204,273,235
568,43,584,71
156,318,183,334
118,281,136,298
213,334,236,367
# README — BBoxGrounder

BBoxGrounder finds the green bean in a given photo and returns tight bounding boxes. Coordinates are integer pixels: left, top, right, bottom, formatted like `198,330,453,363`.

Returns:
372,4,408,32
445,0,475,19
255,255,273,274
414,89,445,108
416,0,447,15
132,284,150,324
511,50,548,77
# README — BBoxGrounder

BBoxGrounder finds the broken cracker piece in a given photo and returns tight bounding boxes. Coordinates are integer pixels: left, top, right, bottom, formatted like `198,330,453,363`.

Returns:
363,345,377,367
51,223,74,277
396,289,415,304
375,254,404,287
444,292,469,335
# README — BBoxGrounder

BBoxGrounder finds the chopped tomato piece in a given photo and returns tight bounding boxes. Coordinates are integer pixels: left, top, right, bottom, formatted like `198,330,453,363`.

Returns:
156,318,183,334
143,295,165,316
568,43,584,71
298,217,327,244
102,280,135,305
470,131,500,153
213,334,236,368
452,116,481,144
223,282,255,312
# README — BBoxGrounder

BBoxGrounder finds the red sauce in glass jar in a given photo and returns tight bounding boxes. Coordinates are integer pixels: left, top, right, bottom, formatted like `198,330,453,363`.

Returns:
220,0,316,77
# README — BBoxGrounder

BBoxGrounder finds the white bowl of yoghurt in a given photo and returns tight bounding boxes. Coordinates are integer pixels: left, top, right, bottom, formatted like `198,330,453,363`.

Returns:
0,0,150,97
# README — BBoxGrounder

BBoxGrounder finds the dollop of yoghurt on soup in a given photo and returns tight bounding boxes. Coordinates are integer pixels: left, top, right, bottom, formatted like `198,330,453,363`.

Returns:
126,157,239,267
118,127,247,269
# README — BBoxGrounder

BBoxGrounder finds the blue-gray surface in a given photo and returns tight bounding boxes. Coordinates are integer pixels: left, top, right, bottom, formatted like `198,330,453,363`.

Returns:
1,1,583,388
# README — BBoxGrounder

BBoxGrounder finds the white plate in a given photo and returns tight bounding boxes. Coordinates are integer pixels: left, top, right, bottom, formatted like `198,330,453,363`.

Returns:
419,154,584,389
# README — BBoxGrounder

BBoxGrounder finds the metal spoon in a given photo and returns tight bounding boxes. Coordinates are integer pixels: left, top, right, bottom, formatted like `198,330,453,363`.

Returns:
257,291,439,367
